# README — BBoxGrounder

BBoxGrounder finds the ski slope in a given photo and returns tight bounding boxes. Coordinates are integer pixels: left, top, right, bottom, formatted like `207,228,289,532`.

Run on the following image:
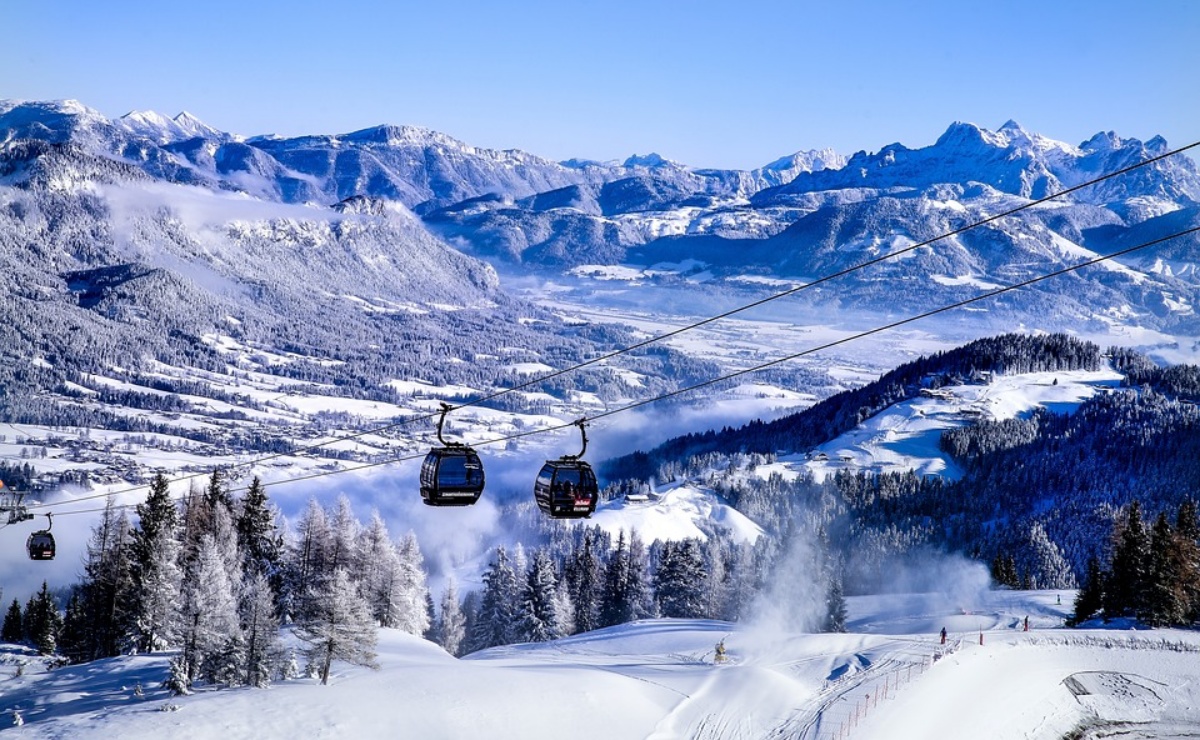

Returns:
762,368,1125,483
7,589,1199,739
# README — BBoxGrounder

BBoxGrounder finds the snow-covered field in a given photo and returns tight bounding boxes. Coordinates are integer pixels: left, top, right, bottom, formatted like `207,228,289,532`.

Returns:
6,589,1198,739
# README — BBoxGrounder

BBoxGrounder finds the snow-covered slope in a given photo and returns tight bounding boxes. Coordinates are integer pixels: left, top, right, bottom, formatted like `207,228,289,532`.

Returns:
782,367,1124,482
589,483,764,544
8,589,1199,738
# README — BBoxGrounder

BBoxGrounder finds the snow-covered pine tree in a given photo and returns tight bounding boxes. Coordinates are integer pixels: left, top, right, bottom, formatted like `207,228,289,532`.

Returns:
131,516,182,653
436,578,466,657
240,570,279,688
627,530,656,621
26,581,62,655
517,549,561,643
1024,522,1077,590
284,498,330,620
325,495,359,576
57,591,88,663
181,534,244,684
567,530,603,634
296,568,378,685
204,469,235,516
460,590,481,652
723,542,759,622
655,539,707,618
599,531,632,628
130,473,182,653
703,538,732,621
553,580,576,637
391,533,430,636
466,547,520,651
236,476,281,583
823,573,848,633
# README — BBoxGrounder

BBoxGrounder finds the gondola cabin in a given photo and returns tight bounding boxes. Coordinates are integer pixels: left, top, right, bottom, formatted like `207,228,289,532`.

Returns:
27,529,54,560
534,459,599,518
420,445,485,506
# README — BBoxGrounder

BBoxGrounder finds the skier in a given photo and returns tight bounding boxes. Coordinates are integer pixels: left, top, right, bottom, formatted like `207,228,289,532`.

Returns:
940,627,947,645
714,639,727,664
1023,615,1029,632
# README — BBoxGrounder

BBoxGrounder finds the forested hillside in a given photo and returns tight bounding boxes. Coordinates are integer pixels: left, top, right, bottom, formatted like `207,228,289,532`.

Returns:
605,333,1200,595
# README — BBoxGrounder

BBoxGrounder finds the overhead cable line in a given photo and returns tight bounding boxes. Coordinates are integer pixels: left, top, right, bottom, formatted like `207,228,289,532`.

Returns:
39,223,1200,519
22,140,1200,512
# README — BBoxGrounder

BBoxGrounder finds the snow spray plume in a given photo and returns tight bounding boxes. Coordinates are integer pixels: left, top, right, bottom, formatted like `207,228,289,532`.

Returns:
843,546,992,627
745,519,830,649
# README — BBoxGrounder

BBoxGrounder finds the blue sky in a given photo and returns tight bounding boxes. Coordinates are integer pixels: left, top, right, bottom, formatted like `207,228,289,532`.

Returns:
3,0,1196,169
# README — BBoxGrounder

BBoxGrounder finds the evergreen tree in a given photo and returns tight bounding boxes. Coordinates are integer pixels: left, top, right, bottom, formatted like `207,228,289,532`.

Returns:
567,530,603,634
204,469,235,516
129,473,182,653
391,533,430,636
285,498,329,620
1175,500,1200,622
553,580,576,638
240,570,280,689
1143,512,1186,626
1104,501,1150,618
467,547,520,651
133,473,177,551
26,582,62,655
436,578,466,657
1,599,21,643
57,590,89,663
297,568,378,685
823,573,848,633
75,497,135,660
325,495,358,575
655,539,708,618
460,590,481,653
723,542,759,622
1071,556,1105,625
237,476,281,583
599,531,633,628
703,538,732,621
181,534,243,684
517,550,561,643
626,530,656,621
356,512,396,624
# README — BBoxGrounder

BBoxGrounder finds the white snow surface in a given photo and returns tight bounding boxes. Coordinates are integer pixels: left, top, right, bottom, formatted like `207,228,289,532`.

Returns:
7,589,1200,739
588,483,764,545
797,368,1124,482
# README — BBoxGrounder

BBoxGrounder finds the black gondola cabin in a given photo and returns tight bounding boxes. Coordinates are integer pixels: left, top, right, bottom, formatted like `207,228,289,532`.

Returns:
27,529,54,560
420,403,486,507
534,459,599,518
420,445,485,506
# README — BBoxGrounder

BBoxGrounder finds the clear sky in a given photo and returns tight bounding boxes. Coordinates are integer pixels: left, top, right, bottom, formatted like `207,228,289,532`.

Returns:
3,0,1196,169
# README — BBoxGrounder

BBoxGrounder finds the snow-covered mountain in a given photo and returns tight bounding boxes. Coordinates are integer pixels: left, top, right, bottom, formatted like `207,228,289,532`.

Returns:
10,100,1195,335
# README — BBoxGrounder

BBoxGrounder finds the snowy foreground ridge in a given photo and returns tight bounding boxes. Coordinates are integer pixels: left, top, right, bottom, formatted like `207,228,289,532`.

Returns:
7,590,1199,739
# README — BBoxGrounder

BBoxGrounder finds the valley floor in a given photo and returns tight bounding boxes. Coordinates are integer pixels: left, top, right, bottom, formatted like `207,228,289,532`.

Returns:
5,589,1198,739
